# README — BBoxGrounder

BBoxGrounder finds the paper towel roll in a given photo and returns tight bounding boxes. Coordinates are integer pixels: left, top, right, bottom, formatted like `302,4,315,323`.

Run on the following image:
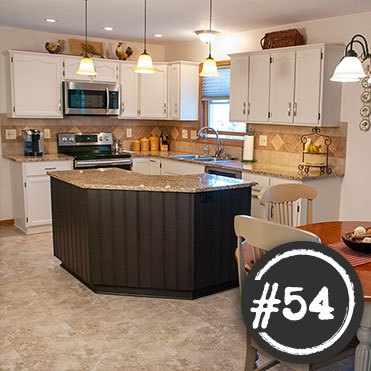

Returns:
243,135,254,161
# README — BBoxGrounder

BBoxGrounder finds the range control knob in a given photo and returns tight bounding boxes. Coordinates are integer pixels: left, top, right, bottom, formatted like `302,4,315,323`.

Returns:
105,136,109,141
99,136,103,142
68,137,74,142
62,137,67,142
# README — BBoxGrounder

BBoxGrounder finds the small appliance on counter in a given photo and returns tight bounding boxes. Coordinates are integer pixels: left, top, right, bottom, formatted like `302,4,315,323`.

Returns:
22,129,44,156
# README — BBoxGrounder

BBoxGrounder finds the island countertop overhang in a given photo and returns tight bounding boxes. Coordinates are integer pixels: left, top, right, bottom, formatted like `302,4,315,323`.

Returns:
48,168,255,193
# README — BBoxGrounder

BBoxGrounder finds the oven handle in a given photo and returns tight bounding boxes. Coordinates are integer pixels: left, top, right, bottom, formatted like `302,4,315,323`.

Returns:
106,88,110,112
75,159,131,168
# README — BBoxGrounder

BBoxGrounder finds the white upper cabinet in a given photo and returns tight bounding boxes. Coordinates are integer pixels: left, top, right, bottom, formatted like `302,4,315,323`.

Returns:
139,64,168,119
167,62,199,121
63,56,119,83
9,51,62,118
119,62,138,119
269,50,296,124
248,53,271,123
294,47,322,125
229,55,249,122
230,44,343,127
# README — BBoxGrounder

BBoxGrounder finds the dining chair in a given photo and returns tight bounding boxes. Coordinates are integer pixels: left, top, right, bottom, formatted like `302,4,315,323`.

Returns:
259,183,318,226
234,215,357,371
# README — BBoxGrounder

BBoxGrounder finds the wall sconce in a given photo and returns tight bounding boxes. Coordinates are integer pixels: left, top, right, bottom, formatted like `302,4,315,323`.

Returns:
331,34,370,83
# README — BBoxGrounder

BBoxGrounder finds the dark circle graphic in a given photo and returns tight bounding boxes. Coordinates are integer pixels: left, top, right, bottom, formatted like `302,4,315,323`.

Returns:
241,241,364,364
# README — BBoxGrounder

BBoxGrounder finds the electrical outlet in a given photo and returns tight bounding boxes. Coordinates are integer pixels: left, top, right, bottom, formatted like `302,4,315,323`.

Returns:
126,128,132,138
5,129,16,140
190,130,197,140
259,135,267,146
44,129,51,139
182,129,188,139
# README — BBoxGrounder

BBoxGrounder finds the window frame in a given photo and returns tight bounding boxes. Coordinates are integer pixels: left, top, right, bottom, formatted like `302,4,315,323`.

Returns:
198,60,247,147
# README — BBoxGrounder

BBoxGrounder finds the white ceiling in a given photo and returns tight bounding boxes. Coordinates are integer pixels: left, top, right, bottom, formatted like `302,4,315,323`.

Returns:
0,0,370,45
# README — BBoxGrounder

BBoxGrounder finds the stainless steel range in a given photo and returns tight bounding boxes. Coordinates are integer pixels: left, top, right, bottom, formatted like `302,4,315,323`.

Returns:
57,133,131,170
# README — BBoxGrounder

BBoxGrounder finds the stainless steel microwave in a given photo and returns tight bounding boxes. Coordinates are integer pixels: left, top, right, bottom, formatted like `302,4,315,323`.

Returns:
64,81,120,115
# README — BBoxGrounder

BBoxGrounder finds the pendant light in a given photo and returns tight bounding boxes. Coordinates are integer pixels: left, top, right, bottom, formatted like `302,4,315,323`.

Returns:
331,34,371,83
76,0,96,76
135,0,156,74
199,0,220,77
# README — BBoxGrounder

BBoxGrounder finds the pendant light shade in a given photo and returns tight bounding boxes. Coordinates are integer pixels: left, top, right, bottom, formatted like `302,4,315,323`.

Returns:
200,55,220,76
76,0,96,76
330,56,366,82
195,30,219,43
199,0,219,77
135,0,156,74
331,34,370,83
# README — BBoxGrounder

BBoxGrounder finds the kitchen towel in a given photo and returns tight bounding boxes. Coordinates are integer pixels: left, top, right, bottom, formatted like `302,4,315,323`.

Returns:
242,135,254,162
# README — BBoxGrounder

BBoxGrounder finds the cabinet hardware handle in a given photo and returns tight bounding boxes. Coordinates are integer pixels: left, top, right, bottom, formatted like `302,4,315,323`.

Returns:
174,103,178,114
242,102,246,115
288,102,291,116
59,100,62,111
247,102,250,115
122,101,125,113
44,167,57,170
163,103,167,114
106,88,110,112
293,102,297,117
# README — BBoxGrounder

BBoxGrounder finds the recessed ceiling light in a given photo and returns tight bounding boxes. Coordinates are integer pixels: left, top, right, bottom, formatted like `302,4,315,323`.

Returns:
154,34,163,38
103,26,113,31
45,18,57,23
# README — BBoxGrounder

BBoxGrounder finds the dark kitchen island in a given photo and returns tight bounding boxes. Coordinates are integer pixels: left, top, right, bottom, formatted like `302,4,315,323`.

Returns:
49,168,253,299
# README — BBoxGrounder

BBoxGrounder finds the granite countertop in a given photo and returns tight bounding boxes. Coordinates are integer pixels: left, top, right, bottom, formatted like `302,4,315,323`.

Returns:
4,154,74,162
132,151,344,181
48,168,255,193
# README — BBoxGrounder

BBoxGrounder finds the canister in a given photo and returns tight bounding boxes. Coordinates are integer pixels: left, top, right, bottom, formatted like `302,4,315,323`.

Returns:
140,137,149,151
132,140,140,151
149,136,160,151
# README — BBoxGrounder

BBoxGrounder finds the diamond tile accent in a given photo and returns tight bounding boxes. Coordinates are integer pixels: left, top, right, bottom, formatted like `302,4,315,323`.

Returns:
113,127,124,140
271,134,284,151
151,127,161,137
171,127,179,140
70,126,80,133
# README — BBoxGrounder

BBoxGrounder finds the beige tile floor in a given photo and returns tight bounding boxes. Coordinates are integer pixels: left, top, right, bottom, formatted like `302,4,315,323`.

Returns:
0,226,353,371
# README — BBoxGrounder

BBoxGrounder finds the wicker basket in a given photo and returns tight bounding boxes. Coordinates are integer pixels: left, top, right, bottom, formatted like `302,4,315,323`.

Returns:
260,29,305,49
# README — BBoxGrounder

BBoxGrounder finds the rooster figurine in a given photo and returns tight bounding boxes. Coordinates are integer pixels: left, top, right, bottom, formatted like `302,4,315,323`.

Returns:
45,40,62,54
115,43,133,60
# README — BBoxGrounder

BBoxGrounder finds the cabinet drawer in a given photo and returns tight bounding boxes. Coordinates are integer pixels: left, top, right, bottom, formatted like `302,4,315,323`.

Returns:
242,173,270,191
24,161,72,176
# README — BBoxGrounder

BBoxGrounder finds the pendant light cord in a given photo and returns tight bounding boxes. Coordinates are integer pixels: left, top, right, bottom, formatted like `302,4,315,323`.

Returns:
84,0,88,57
208,0,212,58
144,0,147,53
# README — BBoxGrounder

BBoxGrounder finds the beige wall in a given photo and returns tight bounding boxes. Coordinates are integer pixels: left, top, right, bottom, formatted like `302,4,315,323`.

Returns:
165,12,371,221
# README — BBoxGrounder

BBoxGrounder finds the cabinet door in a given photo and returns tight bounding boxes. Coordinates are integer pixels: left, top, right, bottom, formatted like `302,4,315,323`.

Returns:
119,63,138,118
132,158,149,174
161,159,204,175
229,55,249,122
168,64,180,120
11,53,62,118
25,177,52,226
139,64,168,119
270,51,295,124
93,60,119,83
248,54,270,123
294,48,322,125
63,57,91,81
148,158,161,175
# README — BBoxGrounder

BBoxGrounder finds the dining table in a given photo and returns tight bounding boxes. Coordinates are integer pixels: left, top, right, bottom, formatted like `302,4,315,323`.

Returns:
298,221,371,371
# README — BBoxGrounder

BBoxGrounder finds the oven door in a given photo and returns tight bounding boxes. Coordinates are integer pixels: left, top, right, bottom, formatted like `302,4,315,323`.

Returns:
74,158,131,170
64,81,120,115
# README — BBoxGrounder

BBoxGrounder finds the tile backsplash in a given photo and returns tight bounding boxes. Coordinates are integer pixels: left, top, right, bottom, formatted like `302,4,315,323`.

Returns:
0,113,347,173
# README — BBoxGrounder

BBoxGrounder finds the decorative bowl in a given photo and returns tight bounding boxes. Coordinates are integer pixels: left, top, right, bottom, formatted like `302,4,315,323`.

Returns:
342,230,371,254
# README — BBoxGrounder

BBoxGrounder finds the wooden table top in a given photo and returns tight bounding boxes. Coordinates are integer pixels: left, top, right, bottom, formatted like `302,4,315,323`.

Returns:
298,221,371,302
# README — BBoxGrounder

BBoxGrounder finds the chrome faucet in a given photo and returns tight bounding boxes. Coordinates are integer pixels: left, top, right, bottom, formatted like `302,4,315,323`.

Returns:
197,126,222,157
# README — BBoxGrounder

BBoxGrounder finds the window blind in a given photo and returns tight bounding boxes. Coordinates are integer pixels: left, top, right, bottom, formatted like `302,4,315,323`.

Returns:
201,66,230,101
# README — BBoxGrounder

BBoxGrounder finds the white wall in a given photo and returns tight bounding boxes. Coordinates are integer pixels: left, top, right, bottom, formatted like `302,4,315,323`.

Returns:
166,12,371,221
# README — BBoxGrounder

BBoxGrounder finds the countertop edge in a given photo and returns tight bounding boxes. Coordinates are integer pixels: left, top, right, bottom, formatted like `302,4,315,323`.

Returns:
4,154,74,162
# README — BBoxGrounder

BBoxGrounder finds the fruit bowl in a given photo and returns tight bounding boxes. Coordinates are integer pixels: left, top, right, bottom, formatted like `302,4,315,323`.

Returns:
342,230,371,254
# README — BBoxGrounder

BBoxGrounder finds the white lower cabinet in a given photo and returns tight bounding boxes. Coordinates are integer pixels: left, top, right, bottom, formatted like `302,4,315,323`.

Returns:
132,157,161,175
242,173,341,226
9,160,73,234
148,158,161,175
